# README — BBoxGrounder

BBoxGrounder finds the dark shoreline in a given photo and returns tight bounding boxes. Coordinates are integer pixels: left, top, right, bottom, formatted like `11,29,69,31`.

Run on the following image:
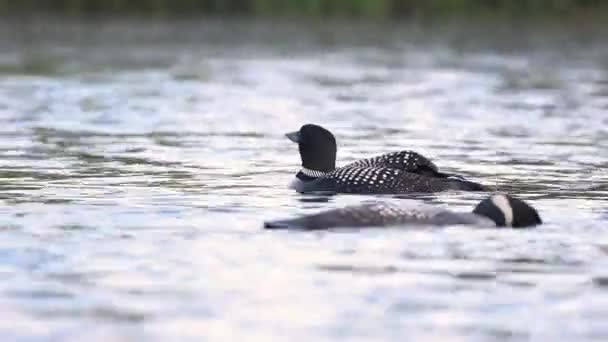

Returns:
1,0,607,18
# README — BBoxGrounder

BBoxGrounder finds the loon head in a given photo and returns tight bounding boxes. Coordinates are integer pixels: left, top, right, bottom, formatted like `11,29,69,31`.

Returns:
473,194,542,228
286,124,337,175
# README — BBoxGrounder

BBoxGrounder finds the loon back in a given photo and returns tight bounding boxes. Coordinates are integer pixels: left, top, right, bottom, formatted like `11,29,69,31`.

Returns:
265,201,491,230
292,166,484,194
343,150,440,176
265,194,542,230
345,150,481,181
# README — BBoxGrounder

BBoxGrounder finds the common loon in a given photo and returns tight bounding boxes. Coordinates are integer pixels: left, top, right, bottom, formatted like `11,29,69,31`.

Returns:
264,194,542,230
286,124,484,194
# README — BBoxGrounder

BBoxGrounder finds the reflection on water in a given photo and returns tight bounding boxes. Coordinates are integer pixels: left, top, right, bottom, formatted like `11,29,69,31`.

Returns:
0,16,607,341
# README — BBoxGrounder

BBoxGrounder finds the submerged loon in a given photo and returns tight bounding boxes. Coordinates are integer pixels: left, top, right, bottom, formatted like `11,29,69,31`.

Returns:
264,194,542,230
286,124,484,194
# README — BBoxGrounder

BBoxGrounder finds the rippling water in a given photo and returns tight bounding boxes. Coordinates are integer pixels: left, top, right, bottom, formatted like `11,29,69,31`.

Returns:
1,16,608,341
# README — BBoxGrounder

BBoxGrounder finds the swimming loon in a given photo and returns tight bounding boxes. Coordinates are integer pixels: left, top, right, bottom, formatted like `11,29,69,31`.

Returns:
264,194,542,230
286,124,484,194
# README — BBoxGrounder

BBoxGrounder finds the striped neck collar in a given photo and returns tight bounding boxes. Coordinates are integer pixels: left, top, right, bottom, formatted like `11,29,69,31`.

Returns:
300,167,328,178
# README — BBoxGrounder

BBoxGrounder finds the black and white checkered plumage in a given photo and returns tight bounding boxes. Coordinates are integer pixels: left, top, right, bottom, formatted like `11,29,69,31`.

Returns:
342,150,439,175
264,194,542,230
285,124,484,194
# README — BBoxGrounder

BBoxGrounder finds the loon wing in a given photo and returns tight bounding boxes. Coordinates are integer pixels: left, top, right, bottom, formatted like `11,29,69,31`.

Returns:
264,201,492,230
343,150,441,176
344,150,483,187
325,166,484,193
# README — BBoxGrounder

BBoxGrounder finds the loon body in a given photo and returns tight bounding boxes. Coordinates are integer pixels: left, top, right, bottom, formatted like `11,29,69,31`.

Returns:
264,194,542,230
286,124,484,194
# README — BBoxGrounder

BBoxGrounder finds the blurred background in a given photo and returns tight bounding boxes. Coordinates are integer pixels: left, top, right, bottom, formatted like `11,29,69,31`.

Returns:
1,1,608,342
1,0,607,16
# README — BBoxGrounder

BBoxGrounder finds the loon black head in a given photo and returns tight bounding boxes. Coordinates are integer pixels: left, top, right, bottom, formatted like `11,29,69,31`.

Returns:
472,194,542,228
286,124,337,174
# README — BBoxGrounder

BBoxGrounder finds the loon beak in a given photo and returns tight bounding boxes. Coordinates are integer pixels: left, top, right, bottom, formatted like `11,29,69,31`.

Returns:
285,131,301,143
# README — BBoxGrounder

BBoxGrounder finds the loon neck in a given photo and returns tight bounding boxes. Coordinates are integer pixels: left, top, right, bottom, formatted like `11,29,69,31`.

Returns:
298,167,329,179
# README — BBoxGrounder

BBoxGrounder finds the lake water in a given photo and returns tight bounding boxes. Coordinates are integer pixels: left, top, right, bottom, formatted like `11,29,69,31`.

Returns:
0,16,607,341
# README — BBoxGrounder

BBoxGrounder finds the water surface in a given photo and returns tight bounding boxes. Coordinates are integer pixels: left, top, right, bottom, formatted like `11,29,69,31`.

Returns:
0,16,608,341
